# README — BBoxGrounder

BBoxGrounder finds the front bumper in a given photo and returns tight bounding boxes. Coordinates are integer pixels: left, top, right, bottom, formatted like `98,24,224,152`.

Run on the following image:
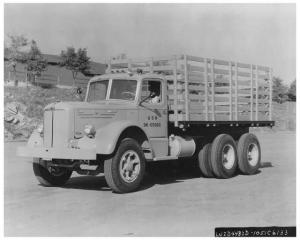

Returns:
17,146,96,160
16,131,97,160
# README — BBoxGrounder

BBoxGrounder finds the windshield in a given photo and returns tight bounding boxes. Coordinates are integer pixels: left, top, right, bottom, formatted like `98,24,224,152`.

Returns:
87,79,137,102
87,80,109,102
110,79,137,101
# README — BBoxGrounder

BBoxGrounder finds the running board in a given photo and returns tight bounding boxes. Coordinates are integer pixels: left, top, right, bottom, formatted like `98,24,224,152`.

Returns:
153,156,178,161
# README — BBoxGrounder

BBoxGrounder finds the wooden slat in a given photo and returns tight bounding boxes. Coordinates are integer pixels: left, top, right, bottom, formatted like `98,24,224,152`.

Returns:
187,64,268,80
211,59,215,121
170,104,204,111
229,61,233,120
257,65,270,72
214,59,229,66
187,75,206,83
204,58,209,120
150,57,154,73
173,56,178,127
250,64,254,120
188,71,205,78
235,62,238,120
269,68,273,120
184,55,189,121
170,94,253,103
255,65,259,120
131,66,151,72
237,62,251,69
215,86,230,93
186,55,205,62
168,84,205,92
153,65,174,72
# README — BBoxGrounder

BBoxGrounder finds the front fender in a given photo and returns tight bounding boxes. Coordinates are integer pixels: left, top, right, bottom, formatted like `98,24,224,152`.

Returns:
27,130,43,147
95,121,142,155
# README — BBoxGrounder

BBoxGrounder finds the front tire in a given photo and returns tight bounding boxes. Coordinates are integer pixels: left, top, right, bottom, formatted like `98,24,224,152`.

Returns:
33,158,72,186
104,138,146,193
237,133,261,175
211,134,238,178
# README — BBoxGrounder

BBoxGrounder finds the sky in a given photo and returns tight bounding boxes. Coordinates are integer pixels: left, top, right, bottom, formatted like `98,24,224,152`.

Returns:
4,3,296,83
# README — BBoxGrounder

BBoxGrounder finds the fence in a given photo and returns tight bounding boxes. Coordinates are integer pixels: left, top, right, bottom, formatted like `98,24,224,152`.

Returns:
5,70,91,89
272,102,296,131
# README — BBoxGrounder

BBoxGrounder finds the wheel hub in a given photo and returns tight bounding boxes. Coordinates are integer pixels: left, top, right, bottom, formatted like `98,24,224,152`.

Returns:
222,144,235,170
247,143,259,167
119,150,141,183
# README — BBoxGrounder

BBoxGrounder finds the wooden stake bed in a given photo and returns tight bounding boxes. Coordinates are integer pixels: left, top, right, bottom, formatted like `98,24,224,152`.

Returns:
107,54,273,127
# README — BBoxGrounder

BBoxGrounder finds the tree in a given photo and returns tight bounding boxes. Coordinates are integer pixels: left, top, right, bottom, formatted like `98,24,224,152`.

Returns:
25,40,47,84
60,47,90,86
272,77,288,103
287,79,296,101
5,35,28,86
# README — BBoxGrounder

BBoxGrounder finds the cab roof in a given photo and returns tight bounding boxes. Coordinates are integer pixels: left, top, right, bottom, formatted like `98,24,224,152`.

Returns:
89,72,165,83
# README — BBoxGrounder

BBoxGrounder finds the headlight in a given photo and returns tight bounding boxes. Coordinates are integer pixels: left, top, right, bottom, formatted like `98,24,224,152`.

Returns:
84,124,96,138
69,139,79,149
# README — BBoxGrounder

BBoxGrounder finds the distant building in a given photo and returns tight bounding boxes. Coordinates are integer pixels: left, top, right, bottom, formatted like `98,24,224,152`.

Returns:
4,51,107,87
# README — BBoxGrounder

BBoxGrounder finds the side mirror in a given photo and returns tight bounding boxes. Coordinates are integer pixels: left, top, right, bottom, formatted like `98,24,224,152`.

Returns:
76,87,84,101
150,92,156,98
139,92,155,106
76,87,83,95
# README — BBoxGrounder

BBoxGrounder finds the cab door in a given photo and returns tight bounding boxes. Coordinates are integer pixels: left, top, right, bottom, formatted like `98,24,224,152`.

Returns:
138,78,167,138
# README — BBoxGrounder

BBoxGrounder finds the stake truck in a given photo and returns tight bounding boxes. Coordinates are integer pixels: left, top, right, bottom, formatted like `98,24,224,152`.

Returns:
17,54,274,193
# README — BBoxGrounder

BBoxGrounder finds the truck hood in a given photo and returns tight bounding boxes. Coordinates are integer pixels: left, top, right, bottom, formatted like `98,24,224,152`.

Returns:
44,101,138,139
45,101,137,111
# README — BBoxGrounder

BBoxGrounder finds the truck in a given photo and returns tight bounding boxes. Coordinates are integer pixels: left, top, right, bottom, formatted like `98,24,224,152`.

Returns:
17,54,274,193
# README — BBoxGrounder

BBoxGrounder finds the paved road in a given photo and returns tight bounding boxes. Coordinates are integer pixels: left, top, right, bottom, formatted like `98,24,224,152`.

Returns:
4,132,296,236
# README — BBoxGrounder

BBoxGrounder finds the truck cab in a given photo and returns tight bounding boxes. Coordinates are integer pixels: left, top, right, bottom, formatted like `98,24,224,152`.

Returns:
18,72,171,193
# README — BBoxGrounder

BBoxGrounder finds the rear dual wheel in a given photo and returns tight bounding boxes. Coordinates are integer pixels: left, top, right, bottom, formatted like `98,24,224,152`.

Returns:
197,135,238,178
237,133,261,175
198,133,261,178
197,143,214,178
211,134,238,178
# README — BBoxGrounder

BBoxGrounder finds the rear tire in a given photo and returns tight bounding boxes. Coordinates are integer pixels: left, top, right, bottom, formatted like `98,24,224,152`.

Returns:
198,143,214,178
237,133,261,175
211,134,238,178
104,138,146,193
33,158,72,186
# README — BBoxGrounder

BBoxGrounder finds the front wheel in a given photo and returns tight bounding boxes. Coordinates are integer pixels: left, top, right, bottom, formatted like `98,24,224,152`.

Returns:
33,158,72,186
104,138,146,193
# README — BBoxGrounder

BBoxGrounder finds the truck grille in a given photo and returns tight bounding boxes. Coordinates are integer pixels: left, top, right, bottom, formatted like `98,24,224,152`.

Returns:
52,109,69,148
43,109,69,148
43,110,53,147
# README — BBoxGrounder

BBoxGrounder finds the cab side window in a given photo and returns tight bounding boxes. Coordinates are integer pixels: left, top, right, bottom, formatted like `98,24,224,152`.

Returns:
141,80,162,104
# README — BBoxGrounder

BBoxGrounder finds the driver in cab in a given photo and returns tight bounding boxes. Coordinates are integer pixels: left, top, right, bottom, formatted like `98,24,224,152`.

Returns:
147,82,161,104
